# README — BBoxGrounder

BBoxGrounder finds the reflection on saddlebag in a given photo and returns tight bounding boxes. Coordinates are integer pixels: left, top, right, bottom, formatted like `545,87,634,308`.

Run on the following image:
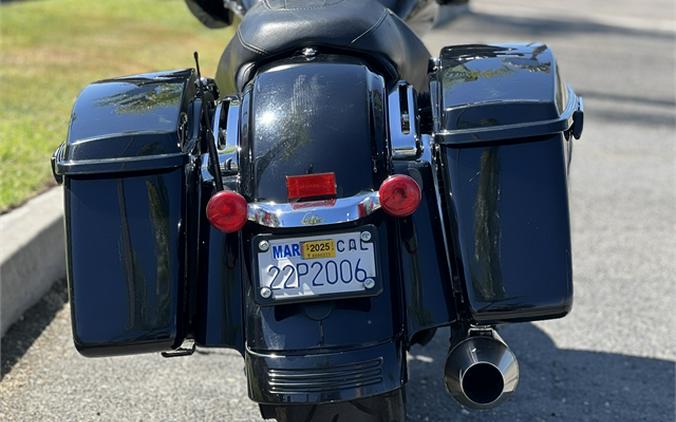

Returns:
53,70,199,356
430,44,584,323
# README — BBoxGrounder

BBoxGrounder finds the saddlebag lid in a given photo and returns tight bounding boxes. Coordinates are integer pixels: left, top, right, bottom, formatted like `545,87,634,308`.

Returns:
432,43,583,145
53,69,196,176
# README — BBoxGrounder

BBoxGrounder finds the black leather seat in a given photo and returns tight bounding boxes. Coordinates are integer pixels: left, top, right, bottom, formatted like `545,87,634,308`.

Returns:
215,0,431,94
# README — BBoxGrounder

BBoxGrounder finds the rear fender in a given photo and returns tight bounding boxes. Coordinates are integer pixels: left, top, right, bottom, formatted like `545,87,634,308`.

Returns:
239,57,399,339
237,55,408,404
239,54,389,203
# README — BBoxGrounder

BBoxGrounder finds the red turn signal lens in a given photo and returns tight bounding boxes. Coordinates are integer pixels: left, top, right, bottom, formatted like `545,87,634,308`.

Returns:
379,175,421,217
206,190,248,233
287,172,337,200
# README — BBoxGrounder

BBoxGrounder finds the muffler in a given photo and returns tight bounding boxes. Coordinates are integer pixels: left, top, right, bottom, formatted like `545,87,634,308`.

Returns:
444,328,519,409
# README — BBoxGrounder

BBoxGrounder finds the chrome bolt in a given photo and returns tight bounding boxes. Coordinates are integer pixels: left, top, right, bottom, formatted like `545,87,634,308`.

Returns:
364,278,376,289
260,287,272,299
360,231,372,242
258,240,270,252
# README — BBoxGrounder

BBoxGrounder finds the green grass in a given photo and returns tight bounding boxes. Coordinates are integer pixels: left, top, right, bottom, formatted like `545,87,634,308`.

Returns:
0,0,233,212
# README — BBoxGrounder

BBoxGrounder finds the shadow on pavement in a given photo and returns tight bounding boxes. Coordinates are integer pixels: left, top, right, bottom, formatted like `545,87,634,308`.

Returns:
406,323,675,421
455,8,675,41
0,279,67,380
579,90,676,108
588,107,675,127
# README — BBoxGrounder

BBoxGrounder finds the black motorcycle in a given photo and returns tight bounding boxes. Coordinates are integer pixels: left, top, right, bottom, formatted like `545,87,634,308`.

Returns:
51,0,583,420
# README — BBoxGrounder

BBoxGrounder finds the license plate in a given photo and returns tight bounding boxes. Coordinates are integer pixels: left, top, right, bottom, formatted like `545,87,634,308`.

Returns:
255,228,379,303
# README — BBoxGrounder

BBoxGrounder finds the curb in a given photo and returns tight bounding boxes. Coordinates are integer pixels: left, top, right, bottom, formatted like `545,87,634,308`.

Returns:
0,187,65,337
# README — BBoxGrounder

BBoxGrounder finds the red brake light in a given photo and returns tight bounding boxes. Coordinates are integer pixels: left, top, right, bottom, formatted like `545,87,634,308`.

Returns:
379,175,421,217
286,172,337,200
206,190,248,233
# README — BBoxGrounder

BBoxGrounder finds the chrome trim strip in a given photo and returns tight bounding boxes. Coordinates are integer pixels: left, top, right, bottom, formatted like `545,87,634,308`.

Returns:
200,152,213,183
388,82,421,160
212,100,224,148
419,133,433,165
429,78,443,134
247,192,381,228
212,97,241,175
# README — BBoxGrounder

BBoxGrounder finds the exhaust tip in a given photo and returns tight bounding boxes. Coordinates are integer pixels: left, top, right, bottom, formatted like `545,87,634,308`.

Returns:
461,362,505,405
444,331,519,409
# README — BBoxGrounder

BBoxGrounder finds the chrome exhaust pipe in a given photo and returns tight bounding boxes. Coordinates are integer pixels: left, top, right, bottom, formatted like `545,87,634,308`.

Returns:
444,329,519,409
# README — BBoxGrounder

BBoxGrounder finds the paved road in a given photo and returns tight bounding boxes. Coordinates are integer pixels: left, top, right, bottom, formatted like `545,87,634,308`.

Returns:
2,1,675,421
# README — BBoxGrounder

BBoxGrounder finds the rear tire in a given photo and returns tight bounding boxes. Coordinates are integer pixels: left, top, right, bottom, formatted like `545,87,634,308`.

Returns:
259,388,407,422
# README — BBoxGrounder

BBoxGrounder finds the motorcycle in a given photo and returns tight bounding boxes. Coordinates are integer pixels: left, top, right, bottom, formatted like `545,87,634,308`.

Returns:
51,1,584,420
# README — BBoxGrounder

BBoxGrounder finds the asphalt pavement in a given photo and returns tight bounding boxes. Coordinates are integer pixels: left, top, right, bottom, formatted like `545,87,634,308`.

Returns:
1,0,675,421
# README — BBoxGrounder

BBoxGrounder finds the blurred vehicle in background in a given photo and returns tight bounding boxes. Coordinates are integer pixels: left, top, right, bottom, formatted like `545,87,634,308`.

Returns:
186,0,468,32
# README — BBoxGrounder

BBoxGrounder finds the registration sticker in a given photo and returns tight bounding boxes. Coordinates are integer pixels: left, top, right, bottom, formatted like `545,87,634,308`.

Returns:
301,239,336,260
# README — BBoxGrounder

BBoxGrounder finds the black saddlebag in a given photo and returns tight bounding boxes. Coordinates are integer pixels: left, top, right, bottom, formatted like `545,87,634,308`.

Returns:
430,44,583,323
52,70,200,356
